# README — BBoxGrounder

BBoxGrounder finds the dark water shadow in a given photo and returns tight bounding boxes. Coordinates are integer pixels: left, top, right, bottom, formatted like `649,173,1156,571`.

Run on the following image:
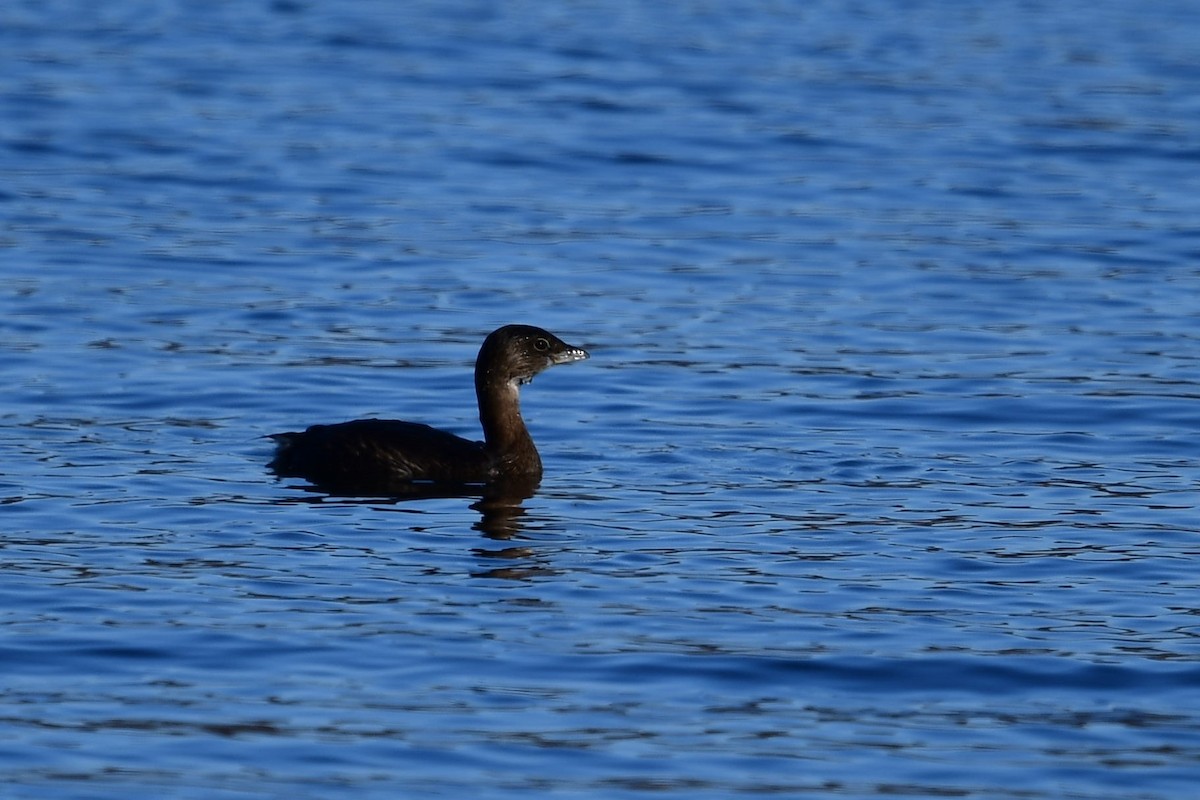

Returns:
271,473,542,543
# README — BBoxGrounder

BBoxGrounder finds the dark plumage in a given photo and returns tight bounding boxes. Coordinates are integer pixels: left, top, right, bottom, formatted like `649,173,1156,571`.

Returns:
269,324,589,495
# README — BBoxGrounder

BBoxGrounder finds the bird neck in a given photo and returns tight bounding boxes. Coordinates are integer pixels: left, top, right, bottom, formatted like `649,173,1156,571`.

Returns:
476,374,541,474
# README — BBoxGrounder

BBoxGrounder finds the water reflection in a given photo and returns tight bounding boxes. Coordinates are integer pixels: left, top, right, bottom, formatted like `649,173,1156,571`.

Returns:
271,473,540,542
471,475,539,540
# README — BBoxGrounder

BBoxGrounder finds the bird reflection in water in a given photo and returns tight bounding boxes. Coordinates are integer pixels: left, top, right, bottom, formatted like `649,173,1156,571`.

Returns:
271,473,555,579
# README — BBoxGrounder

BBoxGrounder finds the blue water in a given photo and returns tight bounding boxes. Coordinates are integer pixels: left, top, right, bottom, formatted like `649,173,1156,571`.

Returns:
4,1,1200,797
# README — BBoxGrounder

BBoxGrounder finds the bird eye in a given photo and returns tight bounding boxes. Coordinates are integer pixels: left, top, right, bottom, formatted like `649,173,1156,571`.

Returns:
533,337,550,352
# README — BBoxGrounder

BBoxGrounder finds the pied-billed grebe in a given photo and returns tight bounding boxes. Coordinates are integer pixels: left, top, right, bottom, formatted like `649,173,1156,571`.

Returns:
269,324,589,494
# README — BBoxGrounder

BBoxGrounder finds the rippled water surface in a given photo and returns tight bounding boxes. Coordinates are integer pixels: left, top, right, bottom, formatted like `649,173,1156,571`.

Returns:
4,1,1200,798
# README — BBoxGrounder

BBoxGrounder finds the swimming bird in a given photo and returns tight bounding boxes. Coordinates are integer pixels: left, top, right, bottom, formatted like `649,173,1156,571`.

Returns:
269,324,589,494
